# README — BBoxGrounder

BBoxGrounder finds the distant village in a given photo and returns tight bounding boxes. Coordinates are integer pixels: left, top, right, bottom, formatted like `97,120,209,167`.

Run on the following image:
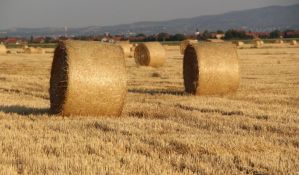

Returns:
1,29,299,45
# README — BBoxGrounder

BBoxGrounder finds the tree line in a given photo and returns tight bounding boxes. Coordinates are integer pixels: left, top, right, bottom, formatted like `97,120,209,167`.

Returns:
2,29,298,44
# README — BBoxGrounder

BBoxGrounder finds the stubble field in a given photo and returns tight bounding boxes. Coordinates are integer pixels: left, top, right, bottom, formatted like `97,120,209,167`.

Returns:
0,44,298,174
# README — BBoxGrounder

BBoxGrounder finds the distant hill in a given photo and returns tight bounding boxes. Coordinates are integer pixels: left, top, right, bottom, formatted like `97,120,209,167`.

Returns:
1,4,299,37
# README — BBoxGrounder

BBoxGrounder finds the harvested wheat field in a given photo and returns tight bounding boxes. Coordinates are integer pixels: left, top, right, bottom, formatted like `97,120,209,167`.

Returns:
0,45,298,174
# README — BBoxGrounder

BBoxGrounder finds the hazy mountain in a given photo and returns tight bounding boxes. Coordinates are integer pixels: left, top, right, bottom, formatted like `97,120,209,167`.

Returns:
1,4,298,37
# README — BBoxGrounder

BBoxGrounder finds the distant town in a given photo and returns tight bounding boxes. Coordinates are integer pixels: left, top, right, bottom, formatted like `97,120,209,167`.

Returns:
1,29,299,46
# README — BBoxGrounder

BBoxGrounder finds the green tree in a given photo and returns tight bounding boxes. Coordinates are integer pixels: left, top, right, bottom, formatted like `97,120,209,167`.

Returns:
136,33,146,37
171,34,186,41
224,29,251,40
217,30,224,34
30,36,34,43
269,30,281,38
202,30,210,40
157,32,170,41
44,37,53,43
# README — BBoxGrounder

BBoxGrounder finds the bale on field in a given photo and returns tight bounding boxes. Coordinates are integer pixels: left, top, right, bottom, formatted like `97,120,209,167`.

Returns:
234,41,244,47
290,40,297,45
275,40,284,44
254,40,264,48
183,42,240,95
180,39,197,54
24,47,38,54
134,42,166,67
0,44,7,54
130,45,136,52
117,41,132,58
50,40,127,117
130,44,138,56
7,50,18,54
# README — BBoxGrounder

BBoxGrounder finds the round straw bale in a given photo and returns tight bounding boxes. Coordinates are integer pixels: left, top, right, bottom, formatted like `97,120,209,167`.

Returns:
180,39,198,54
183,42,240,95
134,42,166,67
130,45,135,52
236,41,244,47
0,44,7,54
254,40,263,48
50,40,127,117
7,49,18,54
290,40,297,45
275,40,284,44
117,42,132,58
130,46,136,57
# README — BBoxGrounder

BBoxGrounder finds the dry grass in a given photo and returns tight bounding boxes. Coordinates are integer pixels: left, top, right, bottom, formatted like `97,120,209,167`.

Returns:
0,45,298,174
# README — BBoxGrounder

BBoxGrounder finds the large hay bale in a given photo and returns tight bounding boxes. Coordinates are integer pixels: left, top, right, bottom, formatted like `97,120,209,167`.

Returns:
134,42,166,67
254,40,264,48
234,41,244,47
291,40,297,45
183,42,240,95
117,41,132,58
180,39,198,55
50,40,127,117
0,44,7,54
130,44,138,56
275,40,284,44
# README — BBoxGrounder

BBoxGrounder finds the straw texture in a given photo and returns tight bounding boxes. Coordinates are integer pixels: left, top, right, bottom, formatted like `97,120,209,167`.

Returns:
254,40,264,48
130,44,138,57
24,47,39,54
183,42,240,95
207,39,224,43
50,40,127,117
117,42,132,58
134,42,166,67
7,50,17,54
291,40,297,45
130,45,136,53
0,44,7,54
275,40,284,44
235,41,244,47
36,47,46,54
180,39,198,55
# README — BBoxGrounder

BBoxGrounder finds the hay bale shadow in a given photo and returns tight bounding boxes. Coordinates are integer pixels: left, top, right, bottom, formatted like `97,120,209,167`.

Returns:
0,105,49,116
129,89,185,96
